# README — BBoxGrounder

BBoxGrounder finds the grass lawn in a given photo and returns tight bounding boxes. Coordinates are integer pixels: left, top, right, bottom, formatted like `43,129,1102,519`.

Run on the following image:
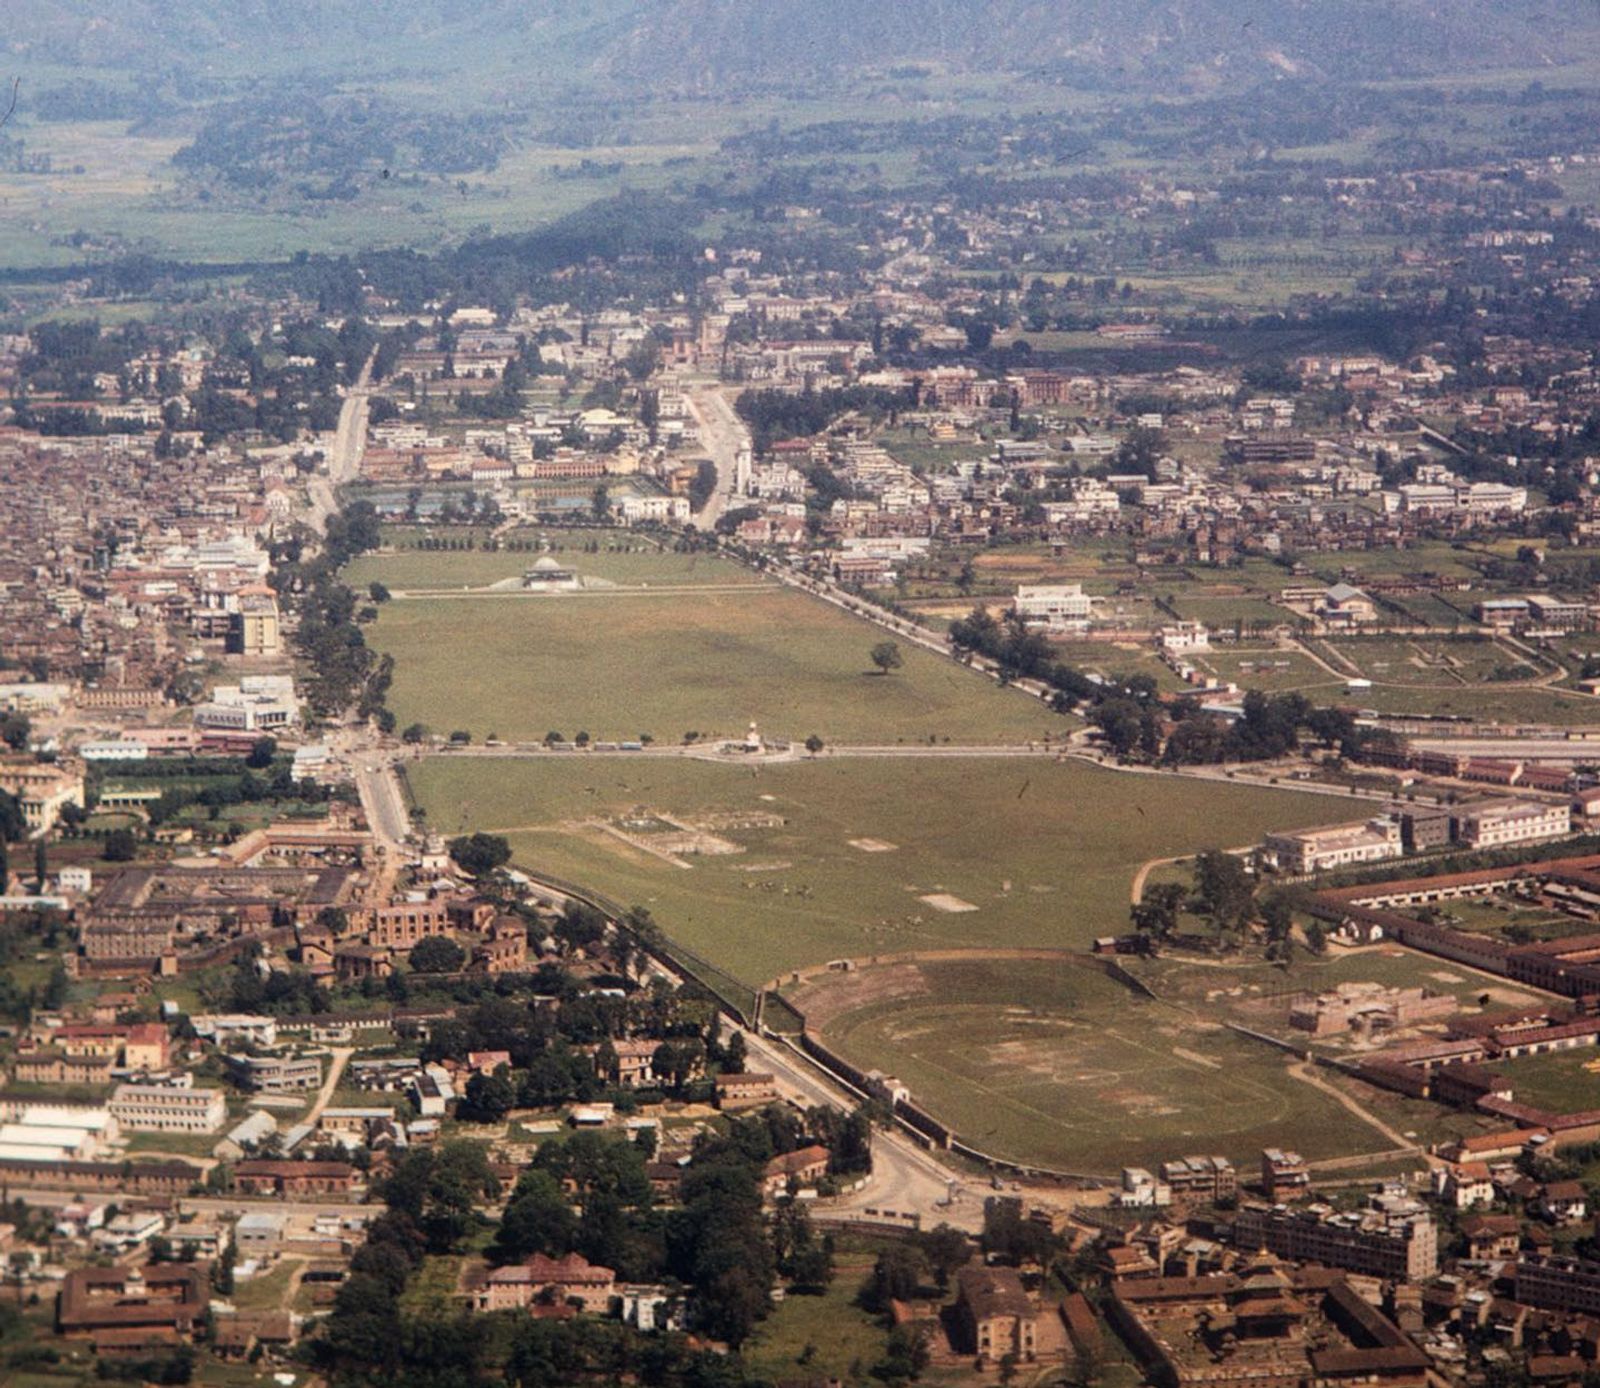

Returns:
368,584,1065,747
345,532,761,592
231,1259,301,1312
398,1255,467,1317
741,1271,889,1385
1348,682,1599,725
1497,1046,1600,1115
1134,946,1543,1017
1325,635,1540,687
1051,639,1190,694
409,755,1347,984
1199,648,1342,695
122,1125,229,1158
809,958,1401,1172
1169,595,1303,629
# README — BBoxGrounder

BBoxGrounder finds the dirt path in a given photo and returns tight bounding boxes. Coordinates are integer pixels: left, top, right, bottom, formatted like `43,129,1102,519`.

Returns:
1129,841,1262,905
1130,856,1184,906
1287,1059,1423,1156
304,1047,354,1126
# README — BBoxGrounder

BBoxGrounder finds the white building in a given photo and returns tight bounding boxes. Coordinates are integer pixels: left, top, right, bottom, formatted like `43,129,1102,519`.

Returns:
1159,622,1211,653
80,740,149,762
193,1014,278,1048
193,675,300,733
1014,583,1094,633
1115,1167,1173,1208
1432,1162,1494,1210
619,495,691,525
0,683,71,714
1263,818,1404,874
1456,800,1571,850
109,1084,227,1134
0,1122,103,1162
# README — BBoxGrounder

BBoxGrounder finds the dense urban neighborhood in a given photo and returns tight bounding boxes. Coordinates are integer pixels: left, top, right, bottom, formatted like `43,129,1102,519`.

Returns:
19,6,1600,1388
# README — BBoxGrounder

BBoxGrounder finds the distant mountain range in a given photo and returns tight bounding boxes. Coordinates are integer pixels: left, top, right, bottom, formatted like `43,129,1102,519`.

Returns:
9,0,1600,87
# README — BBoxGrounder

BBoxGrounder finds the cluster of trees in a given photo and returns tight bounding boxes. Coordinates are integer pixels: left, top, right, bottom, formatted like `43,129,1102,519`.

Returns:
220,954,330,1017
0,909,68,1023
317,1142,502,1382
449,832,512,875
858,1204,1056,1383
419,966,723,1116
1163,691,1367,766
174,90,513,194
735,385,908,452
315,1105,867,1385
948,604,1151,718
273,502,393,723
123,762,333,831
946,608,1372,767
1131,851,1327,958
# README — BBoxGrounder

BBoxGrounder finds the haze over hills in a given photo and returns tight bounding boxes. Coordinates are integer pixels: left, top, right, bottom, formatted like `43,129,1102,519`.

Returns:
10,0,1600,86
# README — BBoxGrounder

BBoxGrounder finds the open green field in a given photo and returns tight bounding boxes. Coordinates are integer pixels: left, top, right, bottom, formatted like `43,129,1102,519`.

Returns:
1497,1045,1600,1114
1346,682,1598,725
1050,639,1190,694
742,1252,891,1385
1133,945,1543,1021
345,534,759,592
1199,648,1341,695
409,755,1346,983
367,582,1064,747
1169,595,1302,630
1325,635,1541,687
808,957,1401,1172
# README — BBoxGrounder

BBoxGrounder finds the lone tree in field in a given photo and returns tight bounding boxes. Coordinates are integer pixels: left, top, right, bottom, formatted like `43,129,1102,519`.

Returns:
870,640,903,676
804,734,824,756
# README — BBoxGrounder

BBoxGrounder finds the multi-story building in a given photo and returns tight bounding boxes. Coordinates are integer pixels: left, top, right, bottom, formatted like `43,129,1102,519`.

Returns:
1524,595,1593,632
109,1083,227,1134
1013,583,1093,632
1233,1199,1438,1281
226,591,281,656
1455,799,1571,850
475,1253,616,1313
192,1014,278,1047
13,1050,113,1086
1262,1148,1311,1199
1264,817,1403,874
0,760,85,833
470,916,527,974
1159,1155,1238,1204
1516,1254,1600,1315
225,1053,322,1093
79,922,174,962
364,898,454,949
957,1266,1039,1366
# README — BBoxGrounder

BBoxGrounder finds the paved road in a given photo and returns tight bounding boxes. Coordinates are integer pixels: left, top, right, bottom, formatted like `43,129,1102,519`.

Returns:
308,350,376,534
387,582,771,601
740,1028,981,1231
686,386,748,529
430,742,1063,762
356,761,412,848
